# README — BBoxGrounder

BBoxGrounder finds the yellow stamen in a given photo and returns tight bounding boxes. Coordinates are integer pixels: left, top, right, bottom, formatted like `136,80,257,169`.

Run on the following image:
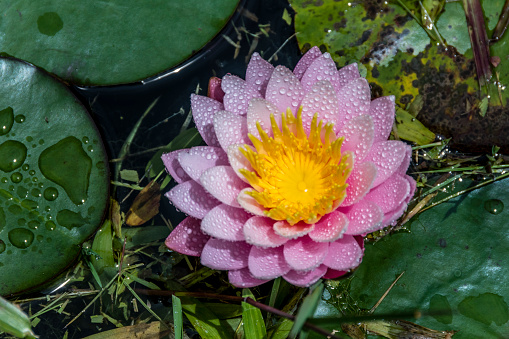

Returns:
239,108,353,225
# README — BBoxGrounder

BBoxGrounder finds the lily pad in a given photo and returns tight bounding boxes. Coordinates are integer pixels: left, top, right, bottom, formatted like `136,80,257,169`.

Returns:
0,58,109,295
0,0,240,86
348,178,509,338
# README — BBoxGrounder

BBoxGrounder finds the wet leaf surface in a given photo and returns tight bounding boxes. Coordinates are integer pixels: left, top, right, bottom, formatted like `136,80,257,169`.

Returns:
349,178,509,338
0,58,109,295
0,0,240,86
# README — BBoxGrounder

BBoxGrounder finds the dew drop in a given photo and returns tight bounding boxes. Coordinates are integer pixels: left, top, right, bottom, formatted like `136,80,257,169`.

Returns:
28,220,40,230
8,228,34,249
31,188,41,198
10,172,22,183
82,136,89,144
0,140,27,172
45,220,56,231
43,187,59,201
14,114,26,123
0,106,14,135
0,207,5,232
39,136,91,205
8,204,22,215
0,239,5,253
484,199,504,215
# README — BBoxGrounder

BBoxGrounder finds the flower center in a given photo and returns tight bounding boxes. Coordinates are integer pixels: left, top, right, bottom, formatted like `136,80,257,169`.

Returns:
239,108,353,225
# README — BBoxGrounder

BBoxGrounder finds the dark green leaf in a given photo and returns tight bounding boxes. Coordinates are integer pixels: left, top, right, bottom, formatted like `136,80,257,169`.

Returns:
0,57,109,295
180,296,232,338
349,178,509,338
0,0,240,85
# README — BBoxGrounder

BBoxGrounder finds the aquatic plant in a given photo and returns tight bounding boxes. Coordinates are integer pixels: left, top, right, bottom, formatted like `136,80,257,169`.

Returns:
163,47,415,287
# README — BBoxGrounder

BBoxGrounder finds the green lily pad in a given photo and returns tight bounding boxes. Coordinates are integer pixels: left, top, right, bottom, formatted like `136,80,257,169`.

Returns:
348,178,509,338
0,0,240,86
0,57,109,295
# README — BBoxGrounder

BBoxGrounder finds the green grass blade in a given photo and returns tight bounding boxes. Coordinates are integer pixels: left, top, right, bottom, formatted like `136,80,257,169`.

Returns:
0,296,37,339
180,296,231,338
289,281,324,339
172,295,183,339
242,288,267,339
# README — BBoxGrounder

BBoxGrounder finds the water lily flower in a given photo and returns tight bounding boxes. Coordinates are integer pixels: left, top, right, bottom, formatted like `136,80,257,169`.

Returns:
163,47,416,288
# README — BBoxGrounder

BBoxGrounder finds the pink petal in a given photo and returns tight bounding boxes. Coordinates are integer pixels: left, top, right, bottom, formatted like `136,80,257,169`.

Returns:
237,188,266,216
191,94,222,147
245,52,274,95
377,175,416,229
229,268,270,288
201,204,250,241
301,52,342,94
165,217,209,256
162,150,191,184
207,77,224,103
283,265,328,287
341,161,377,207
227,144,254,183
337,63,360,91
248,246,291,280
243,216,289,248
364,140,408,188
308,211,348,242
293,46,323,80
178,146,228,182
322,235,363,271
265,65,305,115
342,200,383,235
200,166,249,207
395,143,412,177
201,238,251,270
370,95,395,143
273,221,314,239
300,80,339,130
213,110,250,152
334,78,371,131
339,114,374,162
283,236,329,271
380,201,408,229
323,269,348,280
221,74,262,115
246,98,281,139
405,175,417,204
166,180,221,219
364,174,410,213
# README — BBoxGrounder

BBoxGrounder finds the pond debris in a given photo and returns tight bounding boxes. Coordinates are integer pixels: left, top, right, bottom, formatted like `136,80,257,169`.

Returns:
125,180,161,227
491,0,509,42
462,0,492,99
365,319,457,339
